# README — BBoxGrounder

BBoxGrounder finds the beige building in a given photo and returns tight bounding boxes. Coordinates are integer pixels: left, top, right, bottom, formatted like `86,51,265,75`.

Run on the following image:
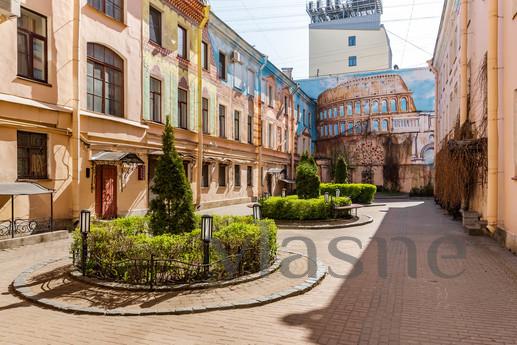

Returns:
307,0,392,77
431,0,517,252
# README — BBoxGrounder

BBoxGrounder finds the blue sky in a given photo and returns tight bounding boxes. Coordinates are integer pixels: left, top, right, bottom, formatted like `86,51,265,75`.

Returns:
210,0,444,80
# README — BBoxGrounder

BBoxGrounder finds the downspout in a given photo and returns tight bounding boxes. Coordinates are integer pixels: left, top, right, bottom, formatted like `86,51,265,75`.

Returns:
487,0,499,232
71,0,81,219
195,6,210,208
257,56,268,198
291,84,300,180
459,0,468,126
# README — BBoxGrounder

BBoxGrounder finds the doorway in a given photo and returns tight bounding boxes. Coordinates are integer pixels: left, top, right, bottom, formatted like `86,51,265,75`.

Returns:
95,165,118,220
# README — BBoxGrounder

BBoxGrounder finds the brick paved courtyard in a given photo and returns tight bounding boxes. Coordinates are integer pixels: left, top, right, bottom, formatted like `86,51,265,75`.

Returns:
2,200,517,344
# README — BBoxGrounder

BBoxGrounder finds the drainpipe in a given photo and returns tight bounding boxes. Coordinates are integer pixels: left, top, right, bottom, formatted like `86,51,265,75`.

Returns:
195,6,210,208
291,84,300,180
459,0,469,126
257,56,268,198
487,0,499,232
71,0,81,219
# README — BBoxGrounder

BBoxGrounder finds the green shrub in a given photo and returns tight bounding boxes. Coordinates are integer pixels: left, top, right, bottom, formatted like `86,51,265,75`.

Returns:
71,216,277,284
260,195,351,220
334,156,349,184
296,153,320,199
320,183,377,204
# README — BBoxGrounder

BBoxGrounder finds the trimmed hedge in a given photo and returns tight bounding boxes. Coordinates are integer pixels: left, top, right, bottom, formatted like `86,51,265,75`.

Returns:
260,195,352,220
320,183,377,204
71,216,277,284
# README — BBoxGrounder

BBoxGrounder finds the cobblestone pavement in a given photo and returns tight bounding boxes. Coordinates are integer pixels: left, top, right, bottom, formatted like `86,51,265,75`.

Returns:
2,200,517,344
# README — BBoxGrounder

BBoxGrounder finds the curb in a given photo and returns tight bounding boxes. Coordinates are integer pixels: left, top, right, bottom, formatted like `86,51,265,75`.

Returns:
0,231,69,250
69,256,283,292
276,215,374,230
12,252,327,316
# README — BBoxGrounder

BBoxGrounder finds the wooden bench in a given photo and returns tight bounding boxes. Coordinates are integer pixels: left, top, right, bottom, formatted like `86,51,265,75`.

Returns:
333,204,363,218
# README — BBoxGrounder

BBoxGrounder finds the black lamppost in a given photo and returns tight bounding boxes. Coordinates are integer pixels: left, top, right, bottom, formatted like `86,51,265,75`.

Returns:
253,203,261,221
80,210,91,276
201,215,213,275
282,188,287,198
324,192,330,203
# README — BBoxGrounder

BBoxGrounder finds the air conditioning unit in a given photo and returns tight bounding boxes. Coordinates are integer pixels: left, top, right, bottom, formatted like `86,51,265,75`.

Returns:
232,51,242,64
0,0,20,17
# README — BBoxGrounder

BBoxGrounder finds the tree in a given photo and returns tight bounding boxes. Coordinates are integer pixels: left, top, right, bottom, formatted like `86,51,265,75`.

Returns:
334,155,349,184
149,118,196,235
296,153,320,199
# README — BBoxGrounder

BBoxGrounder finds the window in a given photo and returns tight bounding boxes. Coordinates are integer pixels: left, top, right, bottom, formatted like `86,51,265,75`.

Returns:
17,131,47,179
219,164,227,187
248,113,253,144
219,104,226,138
17,8,47,82
218,52,227,80
277,127,282,150
340,105,345,116
150,77,161,123
183,161,190,181
88,0,123,22
372,101,379,114
149,6,161,45
381,100,388,113
363,101,370,115
87,43,124,117
302,109,306,125
401,98,408,112
390,99,397,113
284,96,288,115
178,88,188,129
372,120,379,132
348,35,356,47
341,123,346,134
235,165,241,187
247,166,253,187
234,110,240,141
347,103,353,115
268,85,273,107
178,26,187,59
138,165,145,181
202,97,209,134
349,56,357,67
334,124,338,136
297,105,301,121
355,102,361,115
381,119,389,131
202,163,210,187
201,41,209,70
285,128,289,151
308,113,312,129
247,70,255,95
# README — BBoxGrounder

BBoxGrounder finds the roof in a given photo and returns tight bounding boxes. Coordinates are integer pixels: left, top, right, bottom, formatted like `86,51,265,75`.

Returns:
91,152,144,165
0,183,53,196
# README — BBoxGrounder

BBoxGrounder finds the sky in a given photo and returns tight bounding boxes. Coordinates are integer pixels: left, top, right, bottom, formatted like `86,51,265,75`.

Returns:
209,0,445,80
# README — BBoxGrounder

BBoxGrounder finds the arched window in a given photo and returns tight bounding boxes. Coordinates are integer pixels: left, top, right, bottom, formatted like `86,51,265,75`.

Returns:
372,120,379,131
340,105,345,116
334,124,338,136
362,121,368,132
381,119,389,131
363,100,370,115
341,122,345,134
372,101,379,114
355,101,361,114
401,97,408,112
381,100,388,113
355,121,362,134
390,98,397,113
87,43,124,117
347,122,353,134
347,103,353,115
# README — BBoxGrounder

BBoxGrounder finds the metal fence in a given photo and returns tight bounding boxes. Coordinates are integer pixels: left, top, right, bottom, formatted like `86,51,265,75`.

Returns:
0,217,53,239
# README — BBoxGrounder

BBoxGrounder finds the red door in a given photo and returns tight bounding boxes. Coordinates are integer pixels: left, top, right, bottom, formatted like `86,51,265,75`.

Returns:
95,165,118,220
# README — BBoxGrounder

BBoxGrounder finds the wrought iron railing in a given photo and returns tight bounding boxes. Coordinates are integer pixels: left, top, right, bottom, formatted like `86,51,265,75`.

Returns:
0,217,52,239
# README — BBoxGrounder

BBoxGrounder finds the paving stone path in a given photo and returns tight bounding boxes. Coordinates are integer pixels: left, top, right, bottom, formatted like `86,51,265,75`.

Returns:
2,200,517,344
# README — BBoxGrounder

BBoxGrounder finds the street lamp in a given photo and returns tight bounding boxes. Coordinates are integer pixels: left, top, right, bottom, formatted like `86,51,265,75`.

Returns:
324,192,330,203
80,210,91,276
253,203,262,221
264,192,270,199
201,215,213,275
336,189,341,198
282,188,287,198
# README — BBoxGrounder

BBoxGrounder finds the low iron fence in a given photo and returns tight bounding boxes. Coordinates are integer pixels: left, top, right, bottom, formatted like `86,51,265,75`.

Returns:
0,218,53,239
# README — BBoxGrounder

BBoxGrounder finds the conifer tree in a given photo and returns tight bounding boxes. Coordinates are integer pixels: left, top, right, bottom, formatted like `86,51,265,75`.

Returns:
334,155,349,184
149,118,196,235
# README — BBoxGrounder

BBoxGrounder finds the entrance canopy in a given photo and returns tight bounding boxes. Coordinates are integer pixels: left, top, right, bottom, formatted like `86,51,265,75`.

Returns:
91,152,144,165
0,182,53,196
279,179,296,185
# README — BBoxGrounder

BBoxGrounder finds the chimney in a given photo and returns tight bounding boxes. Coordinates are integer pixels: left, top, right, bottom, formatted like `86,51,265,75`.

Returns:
282,67,294,80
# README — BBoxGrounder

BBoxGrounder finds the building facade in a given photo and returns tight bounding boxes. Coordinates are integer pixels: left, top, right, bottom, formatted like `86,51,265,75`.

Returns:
0,0,317,230
307,0,392,77
431,0,517,252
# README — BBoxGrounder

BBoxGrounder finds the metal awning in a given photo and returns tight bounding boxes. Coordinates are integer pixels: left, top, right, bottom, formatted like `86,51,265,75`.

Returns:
279,179,296,185
0,183,53,196
267,168,285,174
91,151,144,165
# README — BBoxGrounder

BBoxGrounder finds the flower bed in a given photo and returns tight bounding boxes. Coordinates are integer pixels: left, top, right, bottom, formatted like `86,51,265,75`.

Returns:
71,216,277,286
320,183,377,204
260,195,352,220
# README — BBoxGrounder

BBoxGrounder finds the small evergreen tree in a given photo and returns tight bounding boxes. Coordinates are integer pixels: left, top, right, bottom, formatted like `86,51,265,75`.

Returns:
296,153,320,199
149,119,196,235
334,155,349,184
